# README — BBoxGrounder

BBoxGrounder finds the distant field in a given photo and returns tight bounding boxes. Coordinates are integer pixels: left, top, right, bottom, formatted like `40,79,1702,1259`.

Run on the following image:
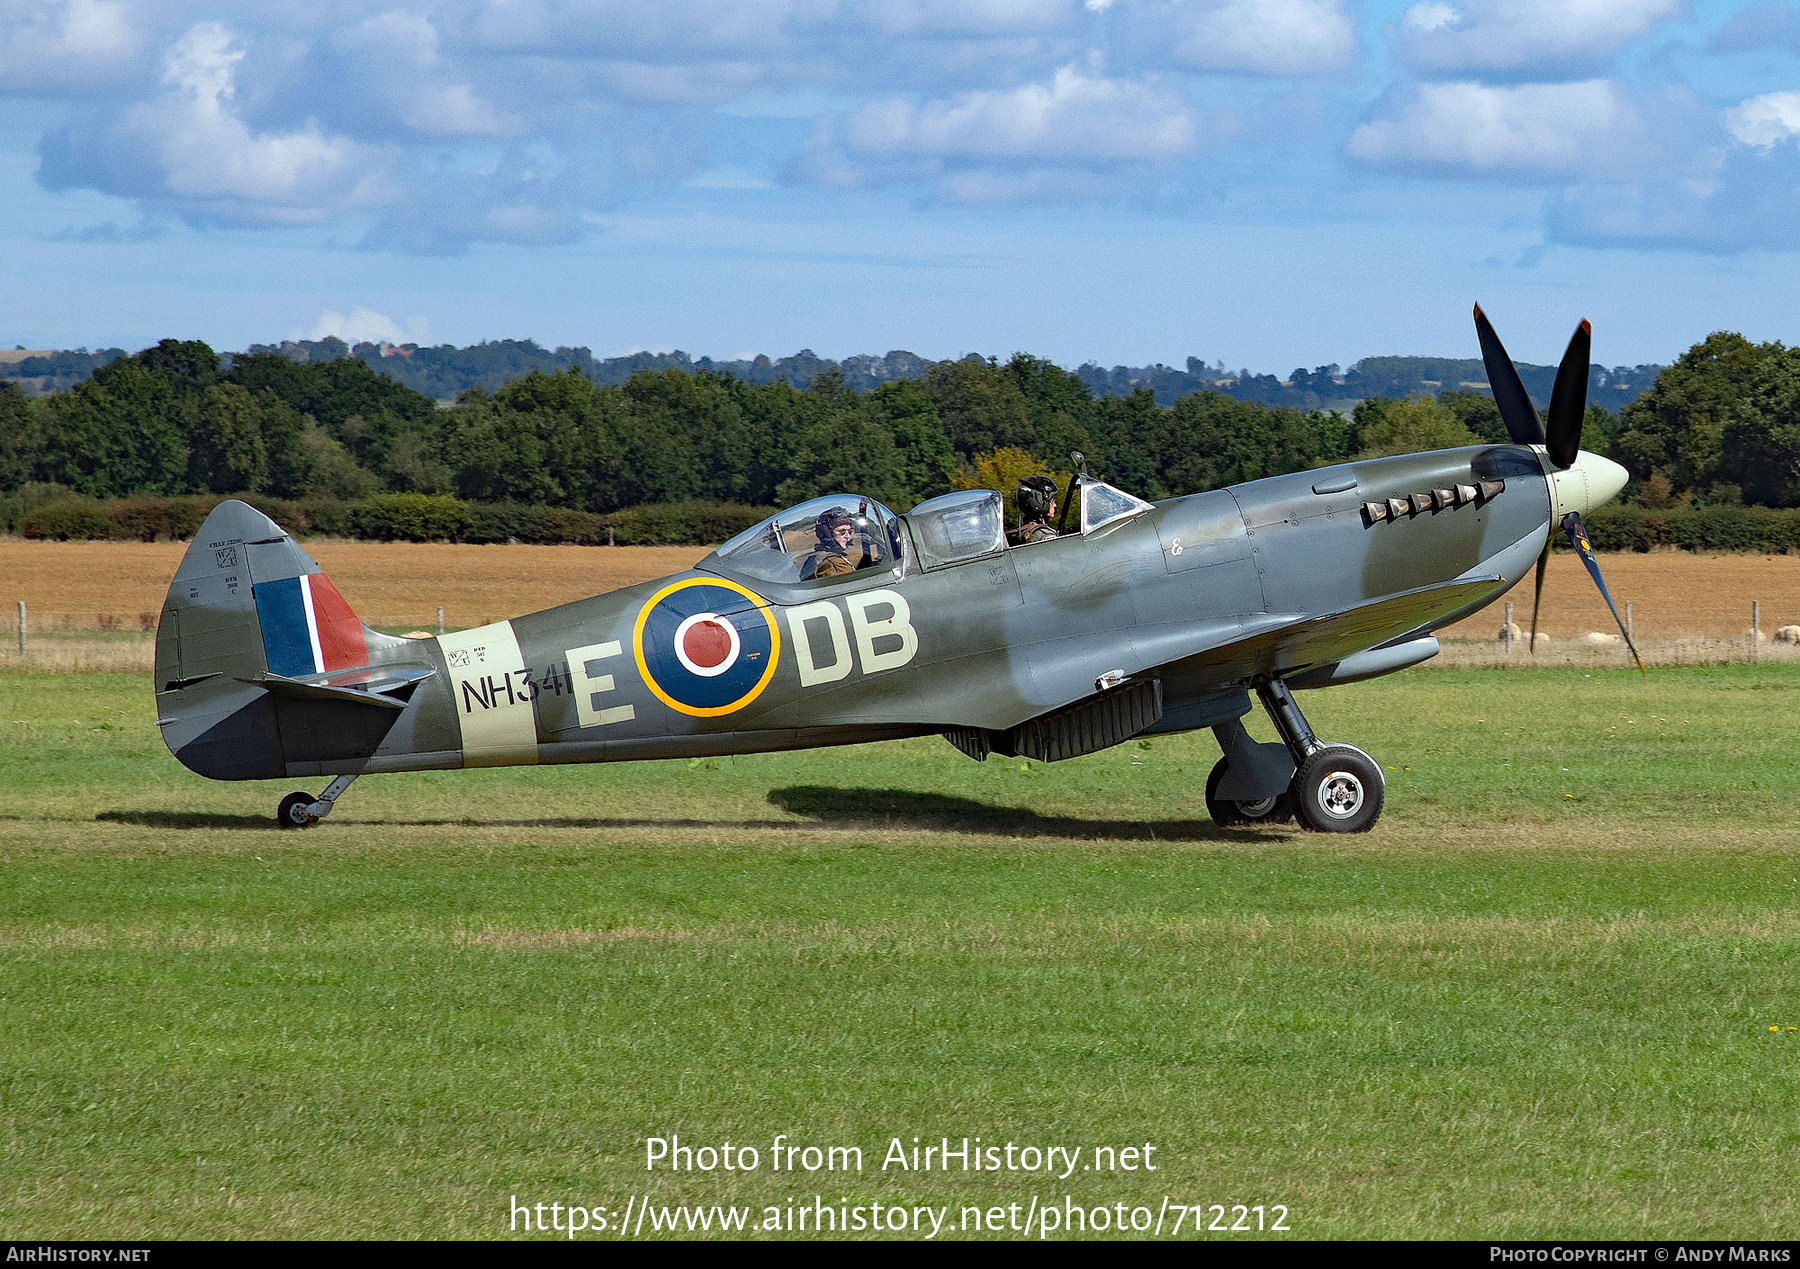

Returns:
3,540,1797,642
1433,552,1800,643
3,663,1800,1238
0,540,706,630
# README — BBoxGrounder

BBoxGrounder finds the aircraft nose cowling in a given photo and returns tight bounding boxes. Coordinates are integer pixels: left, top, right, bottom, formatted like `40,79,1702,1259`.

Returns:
1548,450,1628,521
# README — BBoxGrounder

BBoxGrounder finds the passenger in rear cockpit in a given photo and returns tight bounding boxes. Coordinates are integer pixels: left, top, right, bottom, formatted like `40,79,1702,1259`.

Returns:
1007,476,1060,546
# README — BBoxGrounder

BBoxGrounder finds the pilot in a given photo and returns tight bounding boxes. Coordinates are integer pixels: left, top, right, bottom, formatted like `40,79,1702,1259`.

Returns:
799,508,866,579
1007,475,1061,546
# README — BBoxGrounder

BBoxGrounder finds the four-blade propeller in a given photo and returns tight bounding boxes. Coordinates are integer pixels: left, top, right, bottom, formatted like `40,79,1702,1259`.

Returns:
1475,305,1645,674
1473,304,1591,470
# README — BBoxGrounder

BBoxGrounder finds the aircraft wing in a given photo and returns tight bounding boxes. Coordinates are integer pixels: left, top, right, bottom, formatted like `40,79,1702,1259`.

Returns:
1148,574,1506,691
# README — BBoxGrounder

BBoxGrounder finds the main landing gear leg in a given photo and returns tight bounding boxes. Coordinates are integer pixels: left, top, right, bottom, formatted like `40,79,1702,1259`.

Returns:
1255,678,1385,834
1205,717,1296,827
276,774,358,830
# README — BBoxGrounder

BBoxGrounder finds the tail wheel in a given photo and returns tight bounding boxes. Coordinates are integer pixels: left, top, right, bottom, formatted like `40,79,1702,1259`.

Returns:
1205,758,1296,827
277,792,317,829
1290,745,1384,833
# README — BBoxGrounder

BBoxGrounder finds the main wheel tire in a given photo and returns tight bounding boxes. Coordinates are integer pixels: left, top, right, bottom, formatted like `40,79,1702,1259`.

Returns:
1205,757,1296,827
1290,745,1384,833
277,791,317,829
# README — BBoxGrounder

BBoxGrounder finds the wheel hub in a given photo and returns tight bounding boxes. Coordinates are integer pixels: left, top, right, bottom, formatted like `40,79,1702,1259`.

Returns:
1237,796,1277,817
1316,770,1365,819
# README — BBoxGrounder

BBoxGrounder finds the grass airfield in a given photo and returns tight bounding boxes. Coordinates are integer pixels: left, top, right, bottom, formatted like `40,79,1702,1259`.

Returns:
4,663,1800,1239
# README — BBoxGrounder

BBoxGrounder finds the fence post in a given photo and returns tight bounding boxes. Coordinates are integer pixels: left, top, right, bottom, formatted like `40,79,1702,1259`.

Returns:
1625,600,1633,647
1753,600,1760,662
16,601,23,658
437,606,445,636
1503,600,1513,656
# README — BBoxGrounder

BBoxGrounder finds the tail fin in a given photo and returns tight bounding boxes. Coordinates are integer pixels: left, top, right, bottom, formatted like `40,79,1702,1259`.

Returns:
155,500,410,780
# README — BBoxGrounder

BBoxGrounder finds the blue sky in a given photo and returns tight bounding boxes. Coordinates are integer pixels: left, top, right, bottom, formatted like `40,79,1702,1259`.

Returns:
2,0,1799,371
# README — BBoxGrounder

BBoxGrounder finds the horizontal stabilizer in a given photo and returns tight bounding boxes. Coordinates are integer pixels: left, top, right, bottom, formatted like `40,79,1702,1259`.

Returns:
310,663,436,694
238,663,435,710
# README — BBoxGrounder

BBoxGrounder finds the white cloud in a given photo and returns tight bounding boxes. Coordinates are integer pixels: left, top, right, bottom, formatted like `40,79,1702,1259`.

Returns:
1726,90,1800,147
1169,0,1354,76
464,0,1076,51
1547,142,1800,251
398,82,516,136
1403,2,1458,32
1394,0,1682,77
1347,80,1643,177
457,0,1093,94
39,22,392,223
331,11,517,137
302,307,429,345
138,24,384,210
801,63,1208,201
844,66,1196,160
0,0,139,92
332,11,442,67
1522,87,1800,250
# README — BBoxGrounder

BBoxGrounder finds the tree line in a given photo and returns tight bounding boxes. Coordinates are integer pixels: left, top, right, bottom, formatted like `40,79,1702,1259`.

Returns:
7,335,1666,413
0,331,1796,524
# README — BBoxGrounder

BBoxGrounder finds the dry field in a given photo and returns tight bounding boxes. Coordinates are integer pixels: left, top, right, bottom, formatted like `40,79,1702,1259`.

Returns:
1434,552,1800,643
3,540,1798,673
0,540,706,630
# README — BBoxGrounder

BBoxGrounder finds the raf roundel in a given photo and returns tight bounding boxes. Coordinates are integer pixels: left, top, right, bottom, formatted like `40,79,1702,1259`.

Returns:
633,578,780,717
672,612,741,678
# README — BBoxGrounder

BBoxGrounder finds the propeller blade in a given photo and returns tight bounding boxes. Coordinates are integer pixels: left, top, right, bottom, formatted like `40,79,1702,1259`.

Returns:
1529,539,1548,654
1474,304,1547,447
1545,319,1591,470
1564,511,1647,675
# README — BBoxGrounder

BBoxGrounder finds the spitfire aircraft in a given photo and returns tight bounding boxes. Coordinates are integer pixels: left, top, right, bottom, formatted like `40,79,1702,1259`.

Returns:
154,308,1640,834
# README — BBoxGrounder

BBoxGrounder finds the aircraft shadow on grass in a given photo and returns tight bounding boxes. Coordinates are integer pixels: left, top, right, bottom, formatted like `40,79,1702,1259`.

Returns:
99,794,1271,840
98,810,788,832
767,786,1268,841
99,811,286,831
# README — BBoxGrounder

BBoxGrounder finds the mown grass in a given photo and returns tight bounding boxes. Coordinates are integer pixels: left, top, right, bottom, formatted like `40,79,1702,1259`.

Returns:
2,665,1799,1239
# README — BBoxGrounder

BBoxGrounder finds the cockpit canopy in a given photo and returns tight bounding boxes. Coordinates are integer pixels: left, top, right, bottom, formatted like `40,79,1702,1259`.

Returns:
704,494,902,586
701,476,1153,584
904,489,1006,571
902,477,1151,571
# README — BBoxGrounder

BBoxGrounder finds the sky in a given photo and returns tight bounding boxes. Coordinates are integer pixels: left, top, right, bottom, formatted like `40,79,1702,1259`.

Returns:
3,0,1800,372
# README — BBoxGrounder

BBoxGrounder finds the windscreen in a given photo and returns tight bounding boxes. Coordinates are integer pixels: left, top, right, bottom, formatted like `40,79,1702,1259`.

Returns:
1081,481,1152,534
